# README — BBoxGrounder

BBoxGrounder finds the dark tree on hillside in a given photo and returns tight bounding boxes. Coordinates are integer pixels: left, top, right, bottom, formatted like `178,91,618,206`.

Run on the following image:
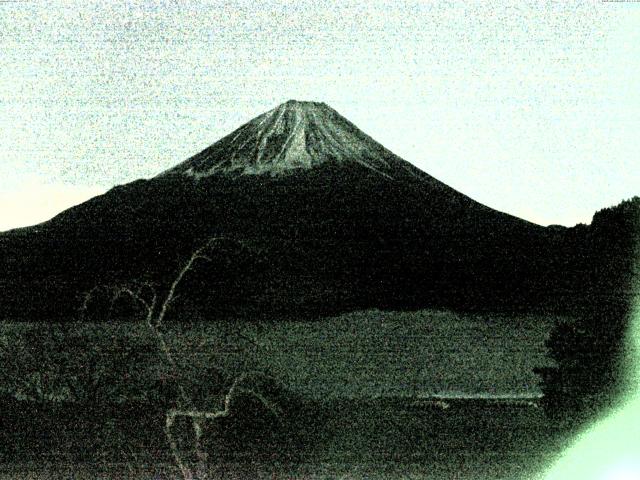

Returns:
537,197,639,423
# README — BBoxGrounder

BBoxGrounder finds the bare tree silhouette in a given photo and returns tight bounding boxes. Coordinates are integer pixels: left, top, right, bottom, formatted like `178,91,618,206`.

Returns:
80,238,281,480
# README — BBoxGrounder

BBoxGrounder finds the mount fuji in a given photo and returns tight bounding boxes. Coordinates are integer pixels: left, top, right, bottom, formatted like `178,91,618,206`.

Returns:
0,101,571,321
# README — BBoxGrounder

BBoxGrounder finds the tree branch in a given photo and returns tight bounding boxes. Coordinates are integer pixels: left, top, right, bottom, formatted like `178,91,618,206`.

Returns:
156,237,231,327
80,237,266,480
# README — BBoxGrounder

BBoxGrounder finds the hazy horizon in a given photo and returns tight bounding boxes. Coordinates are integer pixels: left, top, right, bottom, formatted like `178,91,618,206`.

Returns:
1,1,639,230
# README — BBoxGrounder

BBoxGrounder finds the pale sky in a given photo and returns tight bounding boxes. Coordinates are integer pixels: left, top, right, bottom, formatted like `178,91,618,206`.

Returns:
1,0,638,230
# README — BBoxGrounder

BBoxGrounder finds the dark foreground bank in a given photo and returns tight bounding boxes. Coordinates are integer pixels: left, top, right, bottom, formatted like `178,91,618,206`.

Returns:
0,397,573,480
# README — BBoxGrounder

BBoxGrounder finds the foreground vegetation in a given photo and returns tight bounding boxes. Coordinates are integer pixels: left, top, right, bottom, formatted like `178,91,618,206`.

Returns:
0,393,572,479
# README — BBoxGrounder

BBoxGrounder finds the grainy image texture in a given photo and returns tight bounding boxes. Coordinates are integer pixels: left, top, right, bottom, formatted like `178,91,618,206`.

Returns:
0,1,639,479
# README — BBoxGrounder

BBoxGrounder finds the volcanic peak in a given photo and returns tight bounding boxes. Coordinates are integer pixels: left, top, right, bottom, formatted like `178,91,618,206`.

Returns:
160,100,413,179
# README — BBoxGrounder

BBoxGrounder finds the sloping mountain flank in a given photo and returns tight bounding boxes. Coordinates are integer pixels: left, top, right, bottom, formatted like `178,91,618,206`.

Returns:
0,101,584,322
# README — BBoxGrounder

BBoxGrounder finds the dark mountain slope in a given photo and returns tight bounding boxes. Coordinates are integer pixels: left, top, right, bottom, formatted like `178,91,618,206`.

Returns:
0,101,580,321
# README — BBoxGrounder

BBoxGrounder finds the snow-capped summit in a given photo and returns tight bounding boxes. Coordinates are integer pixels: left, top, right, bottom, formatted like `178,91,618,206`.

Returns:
160,100,418,179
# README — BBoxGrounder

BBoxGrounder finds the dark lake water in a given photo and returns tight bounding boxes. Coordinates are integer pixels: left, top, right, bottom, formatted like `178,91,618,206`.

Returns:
0,309,567,478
